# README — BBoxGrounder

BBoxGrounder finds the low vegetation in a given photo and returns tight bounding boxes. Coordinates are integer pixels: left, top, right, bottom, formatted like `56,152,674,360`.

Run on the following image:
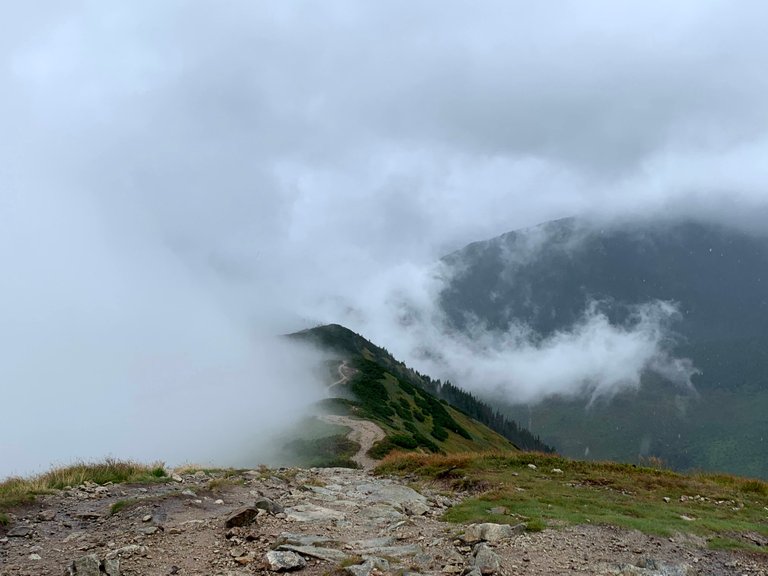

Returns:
109,498,138,515
378,451,768,551
283,434,360,469
0,459,167,514
326,356,518,460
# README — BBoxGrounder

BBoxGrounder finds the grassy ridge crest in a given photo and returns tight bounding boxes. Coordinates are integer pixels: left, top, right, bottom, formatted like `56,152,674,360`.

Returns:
377,451,768,551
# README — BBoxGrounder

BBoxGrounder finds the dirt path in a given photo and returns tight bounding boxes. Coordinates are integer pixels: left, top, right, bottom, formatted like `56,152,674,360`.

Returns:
327,360,354,390
320,414,386,470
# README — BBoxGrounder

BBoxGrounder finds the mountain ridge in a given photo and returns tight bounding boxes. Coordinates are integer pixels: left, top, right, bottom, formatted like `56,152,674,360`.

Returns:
289,323,554,455
438,216,768,478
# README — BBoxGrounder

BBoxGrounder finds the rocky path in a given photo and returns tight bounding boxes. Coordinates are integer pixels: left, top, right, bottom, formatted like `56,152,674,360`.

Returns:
319,415,386,470
1,467,765,576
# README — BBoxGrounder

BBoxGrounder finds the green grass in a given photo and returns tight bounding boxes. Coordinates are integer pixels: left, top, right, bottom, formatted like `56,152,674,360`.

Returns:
708,537,764,553
109,498,137,515
0,512,9,526
283,434,360,469
346,368,516,460
0,459,168,514
206,476,246,492
377,452,768,550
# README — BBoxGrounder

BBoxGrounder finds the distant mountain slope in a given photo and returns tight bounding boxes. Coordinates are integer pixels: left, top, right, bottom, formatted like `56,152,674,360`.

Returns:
290,324,553,457
439,218,768,478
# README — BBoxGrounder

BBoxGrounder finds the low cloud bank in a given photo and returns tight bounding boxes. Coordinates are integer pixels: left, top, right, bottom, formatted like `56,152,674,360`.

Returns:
325,265,699,406
0,190,328,479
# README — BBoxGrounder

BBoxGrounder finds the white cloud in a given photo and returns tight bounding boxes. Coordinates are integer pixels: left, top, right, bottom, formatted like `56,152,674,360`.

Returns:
1,1,767,475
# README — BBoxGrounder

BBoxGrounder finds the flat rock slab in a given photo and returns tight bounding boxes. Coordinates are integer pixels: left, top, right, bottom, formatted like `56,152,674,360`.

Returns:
277,533,339,547
356,503,404,523
277,544,349,562
349,537,395,549
7,525,34,538
285,504,346,522
355,483,428,507
354,544,422,557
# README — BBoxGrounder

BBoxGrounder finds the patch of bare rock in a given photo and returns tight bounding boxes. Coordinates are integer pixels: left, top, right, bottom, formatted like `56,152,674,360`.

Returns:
0,467,765,575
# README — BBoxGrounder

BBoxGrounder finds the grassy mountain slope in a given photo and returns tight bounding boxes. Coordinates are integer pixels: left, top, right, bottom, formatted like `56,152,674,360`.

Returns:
439,217,768,478
290,324,552,459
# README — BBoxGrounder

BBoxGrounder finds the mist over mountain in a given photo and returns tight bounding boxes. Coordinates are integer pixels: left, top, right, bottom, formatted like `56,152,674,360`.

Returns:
437,217,768,477
5,1,768,480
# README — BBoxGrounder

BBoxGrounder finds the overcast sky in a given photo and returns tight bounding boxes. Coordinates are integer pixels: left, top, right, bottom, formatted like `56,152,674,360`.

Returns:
2,1,768,475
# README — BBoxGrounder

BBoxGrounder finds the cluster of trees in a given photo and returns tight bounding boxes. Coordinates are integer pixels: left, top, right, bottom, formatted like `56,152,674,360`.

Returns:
414,372,554,453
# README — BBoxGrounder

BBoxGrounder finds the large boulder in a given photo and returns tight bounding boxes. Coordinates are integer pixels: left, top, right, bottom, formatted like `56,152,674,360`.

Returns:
67,554,120,576
472,544,501,575
463,522,523,543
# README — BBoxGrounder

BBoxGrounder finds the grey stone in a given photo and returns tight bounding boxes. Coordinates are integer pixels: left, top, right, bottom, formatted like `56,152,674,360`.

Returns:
277,533,338,547
349,537,395,549
355,483,428,508
354,544,421,557
37,509,57,521
7,525,34,538
356,503,404,522
276,544,348,562
345,557,390,576
103,557,120,576
68,554,102,576
225,507,260,528
265,550,307,572
463,523,523,543
285,504,346,522
473,544,501,575
255,496,284,515
404,501,430,516
345,563,371,576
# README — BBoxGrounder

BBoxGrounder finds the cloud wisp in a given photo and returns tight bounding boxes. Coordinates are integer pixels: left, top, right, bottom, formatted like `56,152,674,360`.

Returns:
320,259,699,407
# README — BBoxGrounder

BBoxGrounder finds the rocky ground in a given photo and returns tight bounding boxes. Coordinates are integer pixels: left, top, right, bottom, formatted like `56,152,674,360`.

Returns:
1,466,765,576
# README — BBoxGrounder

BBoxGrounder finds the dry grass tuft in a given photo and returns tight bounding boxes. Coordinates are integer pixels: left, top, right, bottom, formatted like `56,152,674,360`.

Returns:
1,459,167,514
